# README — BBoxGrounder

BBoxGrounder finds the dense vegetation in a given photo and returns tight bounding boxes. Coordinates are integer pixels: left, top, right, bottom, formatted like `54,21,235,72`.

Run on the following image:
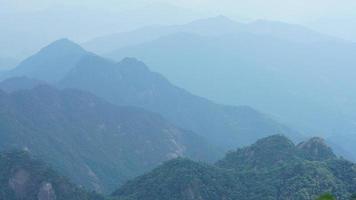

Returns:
113,135,356,200
0,151,104,200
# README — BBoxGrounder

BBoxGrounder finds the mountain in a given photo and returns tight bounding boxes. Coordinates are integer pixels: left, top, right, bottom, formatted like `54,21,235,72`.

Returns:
112,158,236,200
83,15,336,54
297,137,337,161
82,16,243,54
0,150,104,200
1,39,89,83
246,20,339,44
59,54,299,149
106,27,355,135
102,18,356,160
0,76,45,93
216,135,299,170
113,135,356,200
0,81,217,192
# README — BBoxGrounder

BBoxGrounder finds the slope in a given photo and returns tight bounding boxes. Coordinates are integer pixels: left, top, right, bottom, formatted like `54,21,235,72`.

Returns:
0,82,217,192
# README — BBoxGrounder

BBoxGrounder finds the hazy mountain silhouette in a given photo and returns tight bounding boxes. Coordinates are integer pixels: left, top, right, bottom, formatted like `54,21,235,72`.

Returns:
59,53,299,149
0,39,300,151
84,15,337,54
2,39,90,83
101,17,356,161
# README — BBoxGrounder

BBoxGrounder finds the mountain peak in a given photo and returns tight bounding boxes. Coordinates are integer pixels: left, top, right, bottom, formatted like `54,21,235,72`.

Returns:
41,38,85,54
254,134,294,148
189,15,238,26
118,57,150,72
297,137,336,161
216,135,297,170
6,39,89,83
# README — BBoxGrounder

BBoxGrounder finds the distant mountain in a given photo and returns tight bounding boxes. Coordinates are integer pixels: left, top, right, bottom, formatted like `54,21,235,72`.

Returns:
59,54,299,149
0,82,217,192
0,150,104,200
84,15,336,54
103,18,356,161
1,39,89,83
113,135,356,200
246,20,340,43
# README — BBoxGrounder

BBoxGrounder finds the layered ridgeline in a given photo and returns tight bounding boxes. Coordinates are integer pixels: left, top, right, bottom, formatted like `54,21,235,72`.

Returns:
0,38,298,150
59,54,299,148
97,16,356,160
0,151,104,200
113,135,356,200
84,15,337,54
0,83,217,192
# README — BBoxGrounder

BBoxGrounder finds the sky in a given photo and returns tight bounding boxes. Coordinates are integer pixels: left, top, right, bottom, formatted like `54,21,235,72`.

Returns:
3,0,356,22
1,0,356,60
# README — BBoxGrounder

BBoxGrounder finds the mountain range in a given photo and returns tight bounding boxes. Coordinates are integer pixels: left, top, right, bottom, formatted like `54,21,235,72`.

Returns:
2,8,356,200
83,16,356,161
3,135,354,200
1,17,355,197
0,82,217,192
1,38,298,150
83,16,338,54
113,135,356,200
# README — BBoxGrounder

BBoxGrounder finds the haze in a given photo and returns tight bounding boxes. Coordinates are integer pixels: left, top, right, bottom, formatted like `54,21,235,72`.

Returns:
1,0,356,199
2,0,356,60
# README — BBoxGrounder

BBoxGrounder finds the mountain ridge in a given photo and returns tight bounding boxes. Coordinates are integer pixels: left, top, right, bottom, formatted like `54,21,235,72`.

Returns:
59,52,300,149
0,80,218,192
113,135,356,200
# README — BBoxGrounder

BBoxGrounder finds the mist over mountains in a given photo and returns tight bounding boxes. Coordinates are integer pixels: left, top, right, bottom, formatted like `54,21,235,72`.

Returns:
2,38,299,150
1,2,356,199
84,16,338,54
83,16,356,161
0,38,301,192
0,80,218,192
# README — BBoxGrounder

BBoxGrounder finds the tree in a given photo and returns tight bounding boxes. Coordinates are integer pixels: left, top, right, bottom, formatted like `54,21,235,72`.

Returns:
316,194,335,200
350,194,356,200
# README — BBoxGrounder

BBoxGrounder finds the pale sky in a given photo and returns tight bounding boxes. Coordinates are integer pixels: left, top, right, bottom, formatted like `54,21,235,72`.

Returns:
2,0,356,22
